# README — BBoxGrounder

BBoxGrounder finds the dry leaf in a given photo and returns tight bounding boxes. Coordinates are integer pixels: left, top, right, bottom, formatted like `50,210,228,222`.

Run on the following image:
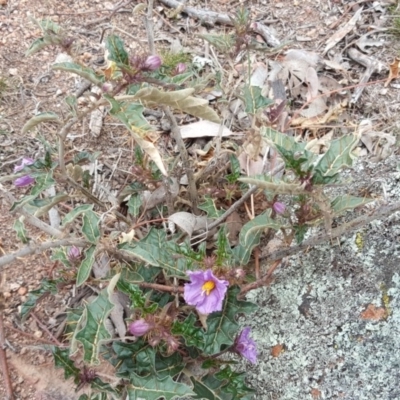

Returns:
323,7,363,54
360,304,386,321
271,344,284,358
384,57,400,87
180,120,234,139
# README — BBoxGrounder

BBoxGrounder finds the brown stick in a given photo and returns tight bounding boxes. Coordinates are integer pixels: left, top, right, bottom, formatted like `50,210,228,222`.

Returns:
0,311,14,399
162,106,199,215
139,282,183,293
30,312,63,346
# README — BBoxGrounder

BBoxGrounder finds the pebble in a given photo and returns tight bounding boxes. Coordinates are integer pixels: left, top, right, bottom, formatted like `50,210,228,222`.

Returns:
18,287,28,296
33,330,43,338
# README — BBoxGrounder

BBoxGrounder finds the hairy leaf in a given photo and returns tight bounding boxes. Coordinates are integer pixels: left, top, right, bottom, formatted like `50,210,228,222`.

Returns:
172,313,205,349
22,112,60,134
30,173,55,196
62,204,93,227
53,347,80,383
127,373,195,400
202,287,256,355
313,134,359,179
106,96,167,176
13,217,29,244
52,62,103,86
105,35,129,66
129,87,220,123
74,274,120,364
20,279,58,321
331,195,373,215
76,245,96,287
82,210,100,244
243,85,273,114
198,197,224,218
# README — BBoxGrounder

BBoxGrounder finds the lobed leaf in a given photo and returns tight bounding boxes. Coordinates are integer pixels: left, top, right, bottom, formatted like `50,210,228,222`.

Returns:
82,210,101,244
74,274,120,364
76,245,97,287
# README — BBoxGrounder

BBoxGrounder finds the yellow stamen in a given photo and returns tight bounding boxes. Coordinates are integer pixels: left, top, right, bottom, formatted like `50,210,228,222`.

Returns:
202,280,215,296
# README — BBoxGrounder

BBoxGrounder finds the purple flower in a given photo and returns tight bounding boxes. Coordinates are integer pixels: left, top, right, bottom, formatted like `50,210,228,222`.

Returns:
143,55,162,71
234,327,257,364
272,201,286,215
67,246,81,262
184,269,228,314
129,319,153,337
14,157,34,173
174,63,186,75
14,175,35,187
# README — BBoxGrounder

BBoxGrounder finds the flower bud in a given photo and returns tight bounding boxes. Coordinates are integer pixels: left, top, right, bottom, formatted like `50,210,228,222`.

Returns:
101,83,113,93
68,246,81,262
14,175,35,187
174,63,186,75
272,202,286,215
129,319,153,337
143,55,162,71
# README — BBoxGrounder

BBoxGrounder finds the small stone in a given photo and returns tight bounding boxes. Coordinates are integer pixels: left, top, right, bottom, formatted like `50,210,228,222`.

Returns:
3,291,11,299
34,330,43,338
18,287,27,296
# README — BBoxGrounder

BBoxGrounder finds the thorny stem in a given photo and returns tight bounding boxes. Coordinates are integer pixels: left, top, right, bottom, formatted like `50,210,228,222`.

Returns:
0,239,88,269
139,282,183,294
262,200,400,262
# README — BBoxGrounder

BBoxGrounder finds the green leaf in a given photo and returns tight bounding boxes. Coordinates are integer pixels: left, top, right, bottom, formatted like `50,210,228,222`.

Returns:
331,195,373,215
73,151,101,164
199,33,235,53
261,127,317,169
105,35,129,66
74,274,120,364
106,95,167,176
51,247,70,267
131,87,220,124
20,280,58,321
13,217,29,243
33,193,69,218
216,226,232,266
82,210,100,244
202,287,256,355
127,373,195,400
65,95,78,116
30,173,55,196
9,195,37,212
239,175,307,195
293,224,307,244
53,347,80,383
215,366,255,399
172,313,205,349
313,134,359,179
239,210,281,248
190,375,232,400
226,154,241,183
116,280,157,313
76,245,96,287
232,230,262,265
120,228,202,277
62,204,93,227
52,62,103,86
198,197,224,218
243,85,273,114
21,112,59,134
154,352,184,379
128,194,142,217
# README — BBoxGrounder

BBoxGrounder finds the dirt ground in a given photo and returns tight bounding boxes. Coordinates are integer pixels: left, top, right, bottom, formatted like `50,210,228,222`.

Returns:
1,0,400,399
